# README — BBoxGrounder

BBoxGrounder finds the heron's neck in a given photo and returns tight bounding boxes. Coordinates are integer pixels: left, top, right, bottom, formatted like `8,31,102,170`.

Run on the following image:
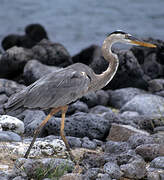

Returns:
92,38,119,90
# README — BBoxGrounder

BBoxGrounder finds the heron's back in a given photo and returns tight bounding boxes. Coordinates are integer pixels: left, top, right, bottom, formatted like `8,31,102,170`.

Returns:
5,63,95,111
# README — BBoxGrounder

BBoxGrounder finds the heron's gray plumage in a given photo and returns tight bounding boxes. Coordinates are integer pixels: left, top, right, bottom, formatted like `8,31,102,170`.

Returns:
6,63,95,111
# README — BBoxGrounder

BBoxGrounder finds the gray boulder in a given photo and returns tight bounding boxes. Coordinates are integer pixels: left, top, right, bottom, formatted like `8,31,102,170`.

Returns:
23,60,62,84
150,156,164,169
0,131,21,142
121,94,164,115
104,141,131,154
128,133,155,149
135,144,164,161
103,162,123,179
120,156,147,179
108,87,146,109
0,79,25,97
23,110,46,135
89,105,113,114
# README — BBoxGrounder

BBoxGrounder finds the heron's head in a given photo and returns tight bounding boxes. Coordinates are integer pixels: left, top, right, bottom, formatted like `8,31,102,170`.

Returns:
108,30,156,48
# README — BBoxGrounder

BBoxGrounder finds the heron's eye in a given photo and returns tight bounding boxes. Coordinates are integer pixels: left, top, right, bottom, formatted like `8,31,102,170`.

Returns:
125,34,129,39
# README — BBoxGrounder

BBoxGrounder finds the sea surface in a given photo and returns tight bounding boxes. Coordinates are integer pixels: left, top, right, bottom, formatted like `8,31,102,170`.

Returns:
0,0,163,55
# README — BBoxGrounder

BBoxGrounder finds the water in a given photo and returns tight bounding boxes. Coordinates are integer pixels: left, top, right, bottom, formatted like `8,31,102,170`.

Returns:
0,0,163,55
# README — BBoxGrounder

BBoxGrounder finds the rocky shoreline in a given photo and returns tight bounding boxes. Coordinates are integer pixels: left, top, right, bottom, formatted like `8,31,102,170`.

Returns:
0,24,164,180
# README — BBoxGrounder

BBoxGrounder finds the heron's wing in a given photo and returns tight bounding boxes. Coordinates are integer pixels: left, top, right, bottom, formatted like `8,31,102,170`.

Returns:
24,69,91,109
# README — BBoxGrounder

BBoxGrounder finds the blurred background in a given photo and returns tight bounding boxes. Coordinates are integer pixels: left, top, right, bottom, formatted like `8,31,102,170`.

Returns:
0,0,163,55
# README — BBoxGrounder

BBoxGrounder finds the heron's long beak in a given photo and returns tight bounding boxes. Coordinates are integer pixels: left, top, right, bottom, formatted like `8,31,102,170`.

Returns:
128,36,157,48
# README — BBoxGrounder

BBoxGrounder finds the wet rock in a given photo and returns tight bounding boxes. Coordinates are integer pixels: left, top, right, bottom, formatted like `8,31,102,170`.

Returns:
150,156,164,169
0,47,33,78
42,112,111,140
104,141,131,154
23,59,62,84
108,87,146,109
0,115,24,134
2,24,48,50
128,133,155,149
0,131,21,142
89,105,113,114
103,162,123,179
121,94,164,115
107,123,149,142
135,144,164,161
81,137,97,149
120,156,146,179
32,39,72,67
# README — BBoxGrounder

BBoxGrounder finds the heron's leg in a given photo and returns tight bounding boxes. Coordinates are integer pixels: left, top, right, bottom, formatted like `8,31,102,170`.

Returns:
60,105,75,163
24,107,61,158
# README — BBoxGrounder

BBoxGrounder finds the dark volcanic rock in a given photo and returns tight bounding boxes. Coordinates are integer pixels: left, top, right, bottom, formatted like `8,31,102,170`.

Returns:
2,23,48,50
25,24,48,42
120,156,147,179
106,50,149,90
128,133,155,149
108,87,146,109
23,59,62,84
131,38,164,79
135,144,164,161
80,92,98,108
104,141,131,154
41,112,111,140
32,39,72,67
0,39,71,79
150,156,164,169
103,162,123,179
0,47,33,78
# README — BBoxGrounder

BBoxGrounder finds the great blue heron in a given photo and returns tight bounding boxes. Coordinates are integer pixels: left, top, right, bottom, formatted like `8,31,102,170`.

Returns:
5,31,156,162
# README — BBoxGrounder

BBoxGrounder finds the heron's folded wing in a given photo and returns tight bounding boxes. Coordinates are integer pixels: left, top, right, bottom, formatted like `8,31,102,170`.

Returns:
24,69,91,109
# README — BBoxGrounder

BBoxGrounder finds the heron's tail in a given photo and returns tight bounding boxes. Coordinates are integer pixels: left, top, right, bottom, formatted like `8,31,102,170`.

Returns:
4,89,26,113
